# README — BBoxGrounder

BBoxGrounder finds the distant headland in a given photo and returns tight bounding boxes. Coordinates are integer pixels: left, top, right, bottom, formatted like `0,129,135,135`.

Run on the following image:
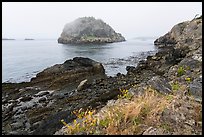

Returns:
2,38,15,40
25,38,34,40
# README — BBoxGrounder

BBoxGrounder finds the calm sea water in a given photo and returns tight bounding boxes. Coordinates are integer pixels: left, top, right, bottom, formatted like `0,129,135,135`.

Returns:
2,38,157,83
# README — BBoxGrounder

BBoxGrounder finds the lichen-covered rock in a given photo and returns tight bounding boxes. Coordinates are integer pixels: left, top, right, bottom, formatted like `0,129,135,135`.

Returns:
152,17,202,99
147,76,172,94
58,17,125,44
154,16,202,47
189,76,202,98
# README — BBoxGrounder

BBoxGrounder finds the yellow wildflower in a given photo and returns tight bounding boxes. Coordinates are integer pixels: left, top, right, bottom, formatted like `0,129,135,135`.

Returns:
60,119,70,129
185,77,191,82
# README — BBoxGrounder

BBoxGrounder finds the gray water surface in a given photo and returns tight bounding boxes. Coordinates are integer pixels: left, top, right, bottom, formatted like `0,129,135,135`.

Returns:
2,38,157,83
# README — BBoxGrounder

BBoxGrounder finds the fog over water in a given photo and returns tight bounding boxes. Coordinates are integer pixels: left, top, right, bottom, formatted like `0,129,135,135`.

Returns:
2,2,202,39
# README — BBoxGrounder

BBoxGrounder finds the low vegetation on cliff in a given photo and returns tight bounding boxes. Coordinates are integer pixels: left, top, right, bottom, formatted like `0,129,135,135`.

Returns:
58,83,202,135
2,16,202,135
56,16,202,135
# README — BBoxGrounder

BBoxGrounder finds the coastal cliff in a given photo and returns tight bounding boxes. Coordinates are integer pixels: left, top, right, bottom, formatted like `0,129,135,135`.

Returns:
2,16,202,135
56,16,202,135
58,17,125,44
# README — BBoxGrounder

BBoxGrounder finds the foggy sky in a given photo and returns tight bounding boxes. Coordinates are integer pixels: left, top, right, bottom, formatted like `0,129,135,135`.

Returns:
2,2,202,40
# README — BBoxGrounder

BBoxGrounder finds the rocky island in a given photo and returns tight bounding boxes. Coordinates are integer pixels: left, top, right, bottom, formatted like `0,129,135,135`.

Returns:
25,38,34,40
2,38,15,40
2,16,202,135
58,17,125,44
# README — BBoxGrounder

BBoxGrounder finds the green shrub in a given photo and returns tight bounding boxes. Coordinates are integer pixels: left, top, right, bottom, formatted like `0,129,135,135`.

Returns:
177,66,185,77
117,89,133,100
171,81,179,91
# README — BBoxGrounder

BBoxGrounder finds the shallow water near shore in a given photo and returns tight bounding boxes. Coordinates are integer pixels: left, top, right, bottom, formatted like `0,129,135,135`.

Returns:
2,37,157,83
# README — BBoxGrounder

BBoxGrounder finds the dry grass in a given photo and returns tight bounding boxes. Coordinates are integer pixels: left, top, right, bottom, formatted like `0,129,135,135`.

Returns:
61,86,202,135
61,87,173,135
96,87,172,135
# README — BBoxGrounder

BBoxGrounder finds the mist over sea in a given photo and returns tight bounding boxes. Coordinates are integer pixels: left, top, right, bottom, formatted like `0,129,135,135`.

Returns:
2,37,158,83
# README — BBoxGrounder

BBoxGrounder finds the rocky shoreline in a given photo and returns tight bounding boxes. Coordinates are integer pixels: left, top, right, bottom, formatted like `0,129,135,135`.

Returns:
2,17,202,135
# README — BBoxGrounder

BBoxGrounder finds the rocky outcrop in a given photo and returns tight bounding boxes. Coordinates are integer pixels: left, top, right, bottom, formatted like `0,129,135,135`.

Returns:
127,17,201,76
155,16,202,98
30,57,105,89
58,17,125,44
2,16,202,135
154,16,202,48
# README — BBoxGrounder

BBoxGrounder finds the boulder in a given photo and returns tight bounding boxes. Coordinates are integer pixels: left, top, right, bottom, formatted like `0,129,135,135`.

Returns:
189,76,202,98
147,76,172,94
31,57,106,89
58,17,125,44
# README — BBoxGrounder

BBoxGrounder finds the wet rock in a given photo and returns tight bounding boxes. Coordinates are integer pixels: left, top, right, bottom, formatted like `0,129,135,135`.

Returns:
15,109,24,115
2,98,8,104
8,131,19,135
10,122,24,130
126,66,137,74
135,60,148,71
21,106,28,111
35,91,50,97
30,121,41,131
4,103,15,113
8,100,17,103
147,76,172,94
20,96,33,102
13,114,25,119
53,93,65,99
38,97,47,103
9,130,28,135
31,57,106,89
19,88,26,92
